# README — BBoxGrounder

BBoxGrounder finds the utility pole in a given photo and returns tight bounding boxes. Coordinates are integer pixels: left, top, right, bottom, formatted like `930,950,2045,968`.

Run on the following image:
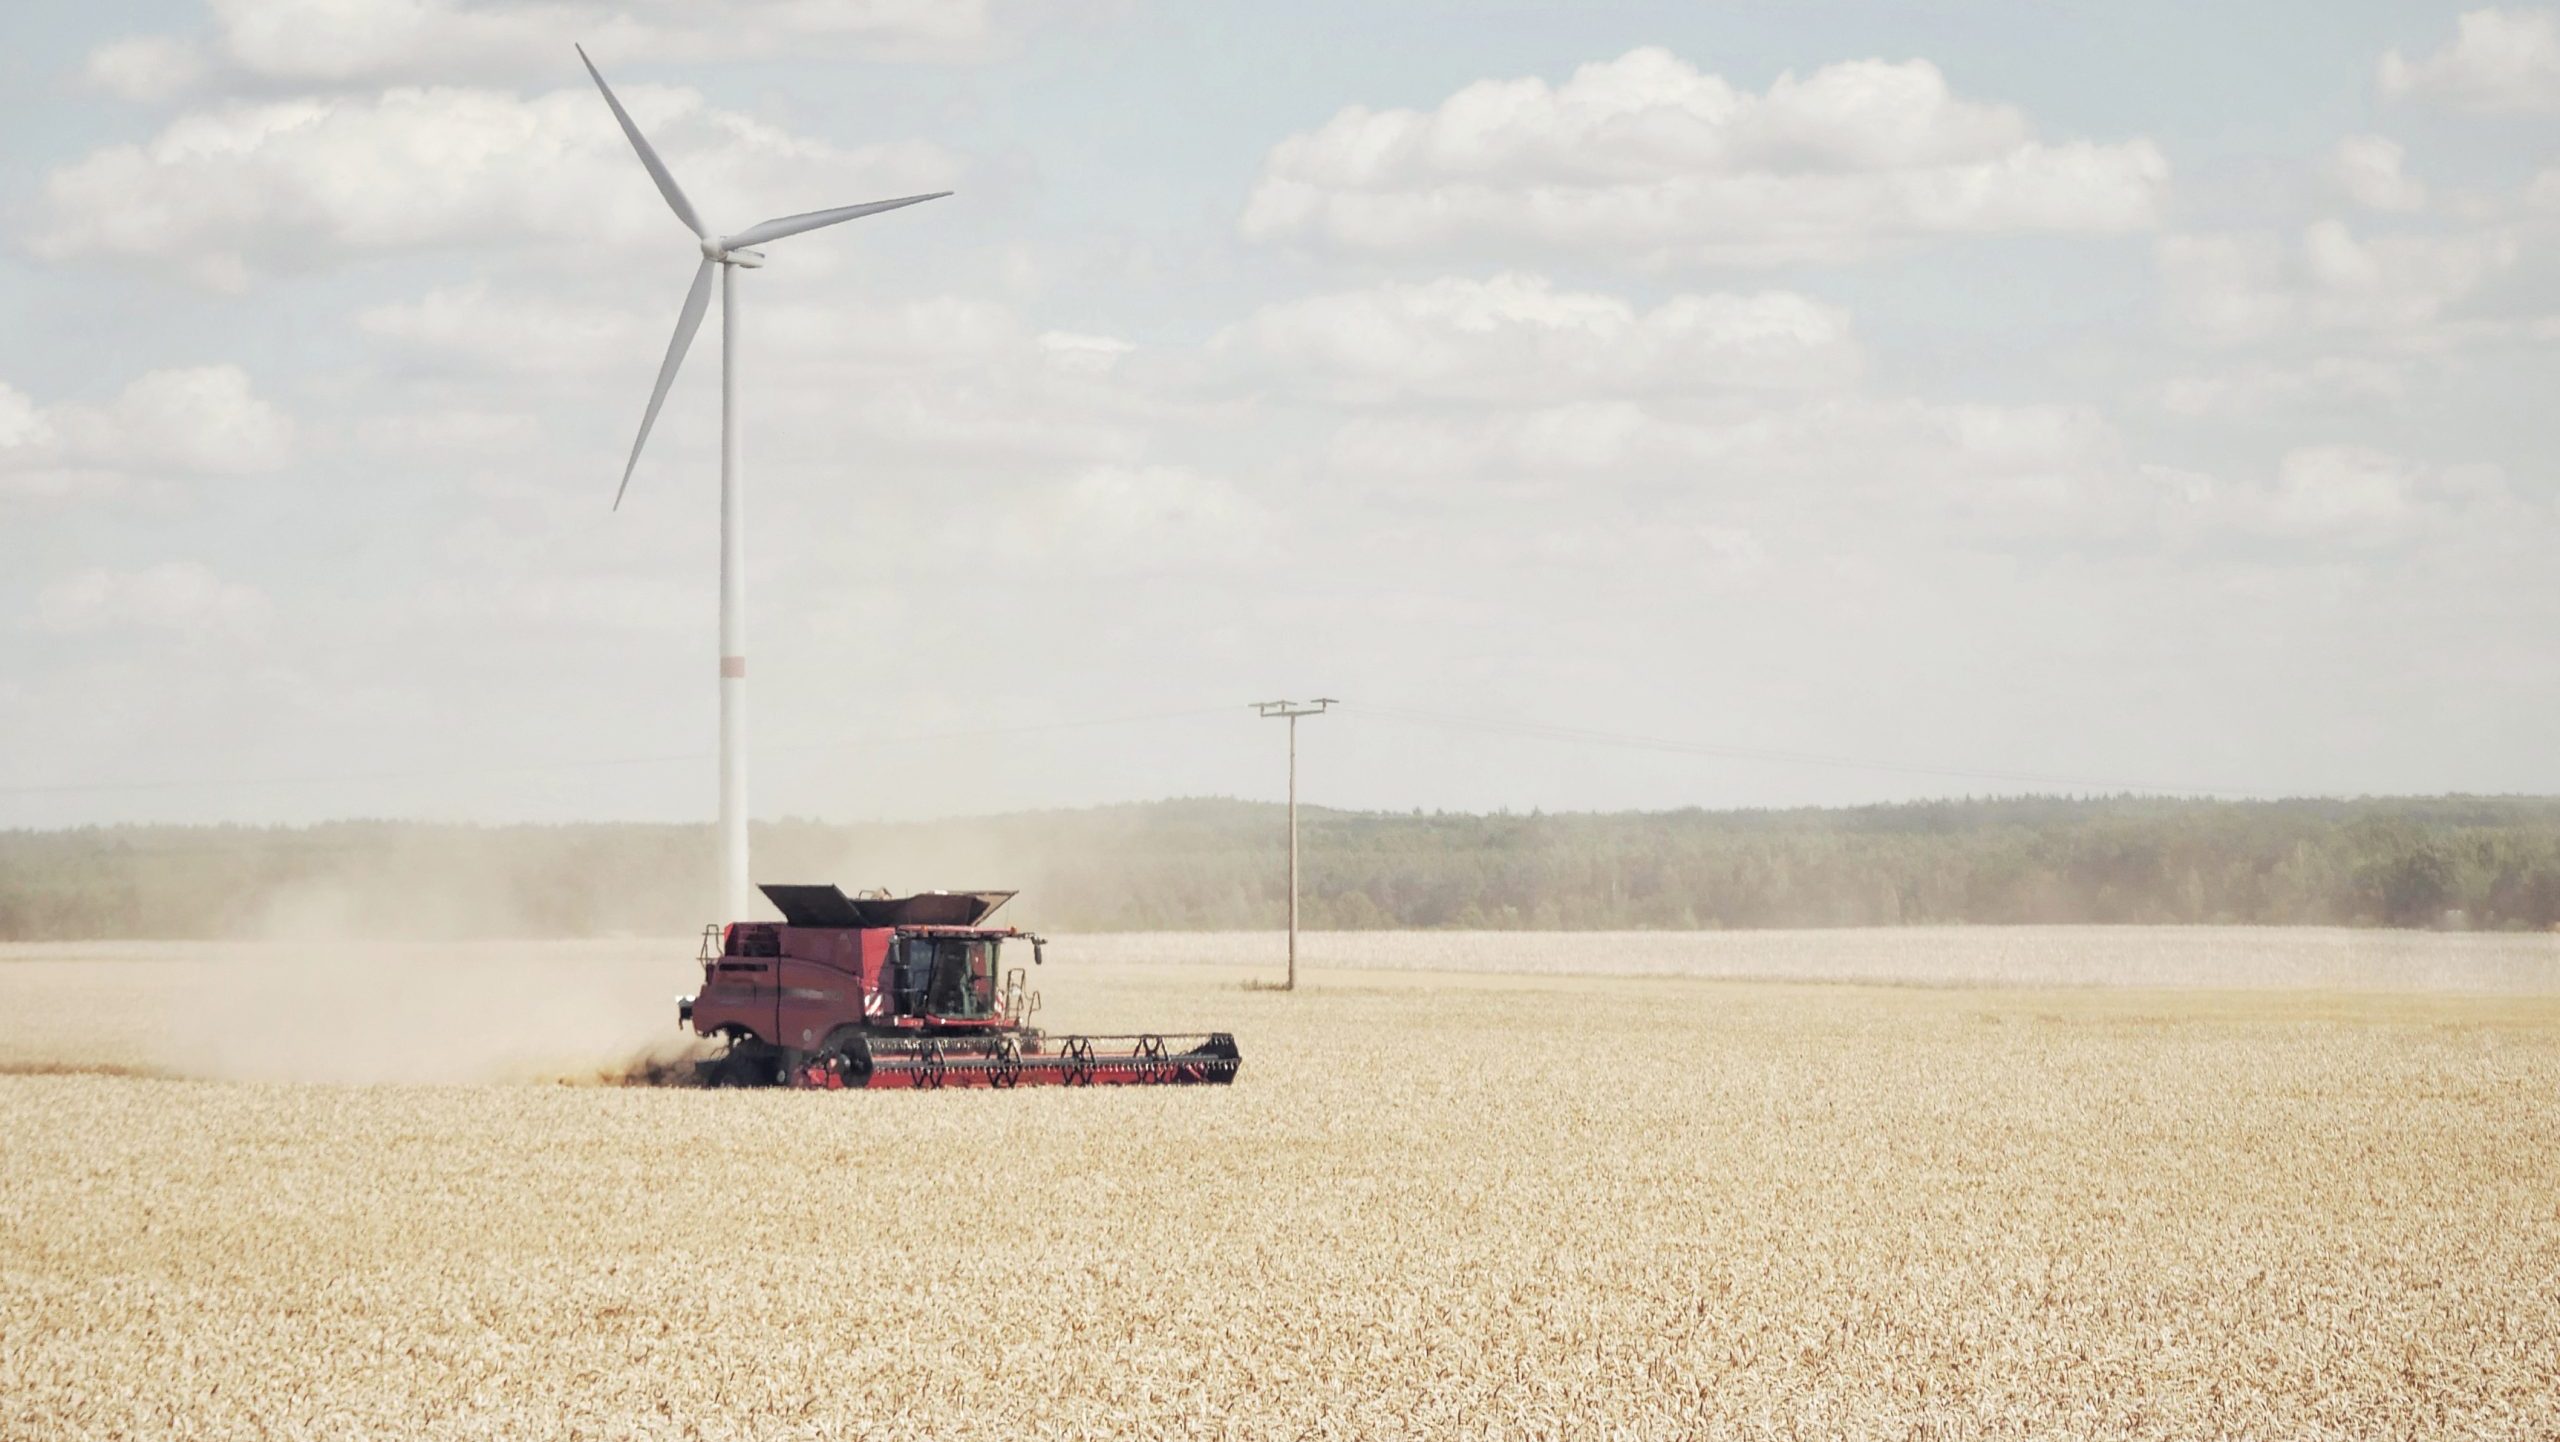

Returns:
1254,698,1334,990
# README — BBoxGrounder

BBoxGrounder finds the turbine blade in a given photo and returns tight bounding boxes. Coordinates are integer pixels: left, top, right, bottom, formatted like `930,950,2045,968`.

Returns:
723,191,951,249
614,257,716,510
575,44,706,240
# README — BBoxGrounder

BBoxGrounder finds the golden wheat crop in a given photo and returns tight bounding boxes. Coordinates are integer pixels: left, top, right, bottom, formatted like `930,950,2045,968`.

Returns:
3,934,2558,1438
1078,923,2560,992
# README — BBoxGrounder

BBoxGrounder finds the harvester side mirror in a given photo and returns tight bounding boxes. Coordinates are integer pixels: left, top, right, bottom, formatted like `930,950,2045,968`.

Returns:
1031,938,1045,966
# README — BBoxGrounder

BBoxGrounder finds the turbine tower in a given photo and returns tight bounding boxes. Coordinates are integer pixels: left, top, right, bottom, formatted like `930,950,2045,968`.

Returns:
578,46,947,923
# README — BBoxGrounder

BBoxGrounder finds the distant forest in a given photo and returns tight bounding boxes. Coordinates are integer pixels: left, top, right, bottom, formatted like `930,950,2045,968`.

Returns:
5,795,2559,940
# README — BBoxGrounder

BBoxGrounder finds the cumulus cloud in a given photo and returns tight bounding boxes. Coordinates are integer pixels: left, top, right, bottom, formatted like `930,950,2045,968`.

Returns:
1509,521,1767,585
81,367,298,474
1323,394,2127,524
2158,221,2520,345
2158,356,2410,419
1216,274,1861,403
1058,464,1257,552
352,408,546,456
1240,47,2170,265
0,384,93,500
2328,135,2428,213
349,271,1158,495
84,34,210,101
32,84,960,288
0,384,60,454
358,281,657,376
1035,331,1137,375
2379,7,2560,113
32,563,274,638
966,464,1266,575
2116,446,2534,555
1312,378,2535,567
2254,445,2515,547
410,570,698,634
85,0,996,101
362,282,1049,382
0,367,292,499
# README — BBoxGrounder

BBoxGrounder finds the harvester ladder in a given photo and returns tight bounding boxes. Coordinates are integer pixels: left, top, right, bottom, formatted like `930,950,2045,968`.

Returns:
1002,967,1041,1020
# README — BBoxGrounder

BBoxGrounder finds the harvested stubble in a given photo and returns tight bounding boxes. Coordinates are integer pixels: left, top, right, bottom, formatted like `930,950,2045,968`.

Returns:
1,937,2557,1439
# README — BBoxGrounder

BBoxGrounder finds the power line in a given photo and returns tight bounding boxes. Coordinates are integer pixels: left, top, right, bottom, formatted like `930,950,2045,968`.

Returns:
0,704,1234,799
1336,701,2263,799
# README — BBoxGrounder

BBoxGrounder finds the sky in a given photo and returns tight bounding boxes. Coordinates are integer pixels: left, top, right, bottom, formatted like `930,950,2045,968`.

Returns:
1,0,2555,827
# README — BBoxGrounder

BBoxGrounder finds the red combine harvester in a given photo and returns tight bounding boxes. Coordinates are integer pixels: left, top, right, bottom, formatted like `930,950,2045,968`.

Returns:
678,884,1241,1089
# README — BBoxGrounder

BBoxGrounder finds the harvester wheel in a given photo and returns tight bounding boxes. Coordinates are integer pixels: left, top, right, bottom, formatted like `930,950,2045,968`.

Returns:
989,1036,1025,1089
836,1037,874,1087
1062,1036,1096,1086
703,1047,765,1089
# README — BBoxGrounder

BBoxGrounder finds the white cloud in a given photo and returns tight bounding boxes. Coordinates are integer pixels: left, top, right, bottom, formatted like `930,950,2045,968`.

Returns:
359,281,656,376
2257,445,2514,547
411,570,697,634
2158,221,2520,345
2129,446,2529,553
85,0,995,101
0,384,99,501
1216,274,1861,403
363,282,1049,381
2379,8,2560,113
0,367,292,499
2159,356,2410,418
0,383,60,454
1429,512,1774,590
80,367,297,474
1310,385,2537,564
1322,394,2129,526
1241,48,2170,264
985,464,1265,571
33,85,960,288
33,563,274,638
348,273,1159,500
84,34,211,101
1036,331,1137,375
1328,399,1656,479
353,408,545,455
2328,135,2428,213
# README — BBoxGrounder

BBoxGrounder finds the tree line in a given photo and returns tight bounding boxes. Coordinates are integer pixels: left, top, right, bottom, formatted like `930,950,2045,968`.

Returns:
4,794,2558,940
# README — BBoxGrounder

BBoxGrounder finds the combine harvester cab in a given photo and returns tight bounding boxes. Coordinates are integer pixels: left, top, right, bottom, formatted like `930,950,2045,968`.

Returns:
678,885,1241,1089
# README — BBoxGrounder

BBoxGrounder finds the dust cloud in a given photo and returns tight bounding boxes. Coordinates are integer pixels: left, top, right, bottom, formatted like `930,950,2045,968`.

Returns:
0,836,1074,1084
0,937,711,1084
178,941,714,1083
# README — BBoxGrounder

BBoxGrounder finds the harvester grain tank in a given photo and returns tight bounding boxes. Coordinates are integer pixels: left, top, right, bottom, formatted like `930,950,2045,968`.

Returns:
680,885,1241,1089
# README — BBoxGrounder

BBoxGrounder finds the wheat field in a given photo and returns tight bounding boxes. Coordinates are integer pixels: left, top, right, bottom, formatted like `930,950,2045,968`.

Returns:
3,931,2558,1438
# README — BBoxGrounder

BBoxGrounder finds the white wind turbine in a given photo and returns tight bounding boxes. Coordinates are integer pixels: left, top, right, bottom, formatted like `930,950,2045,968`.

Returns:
578,45,947,923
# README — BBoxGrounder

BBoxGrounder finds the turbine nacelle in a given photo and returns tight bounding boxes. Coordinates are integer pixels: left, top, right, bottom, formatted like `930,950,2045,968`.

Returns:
704,240,767,268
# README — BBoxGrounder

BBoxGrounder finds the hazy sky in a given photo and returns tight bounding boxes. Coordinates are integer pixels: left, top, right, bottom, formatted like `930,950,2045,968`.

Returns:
2,1,2555,826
